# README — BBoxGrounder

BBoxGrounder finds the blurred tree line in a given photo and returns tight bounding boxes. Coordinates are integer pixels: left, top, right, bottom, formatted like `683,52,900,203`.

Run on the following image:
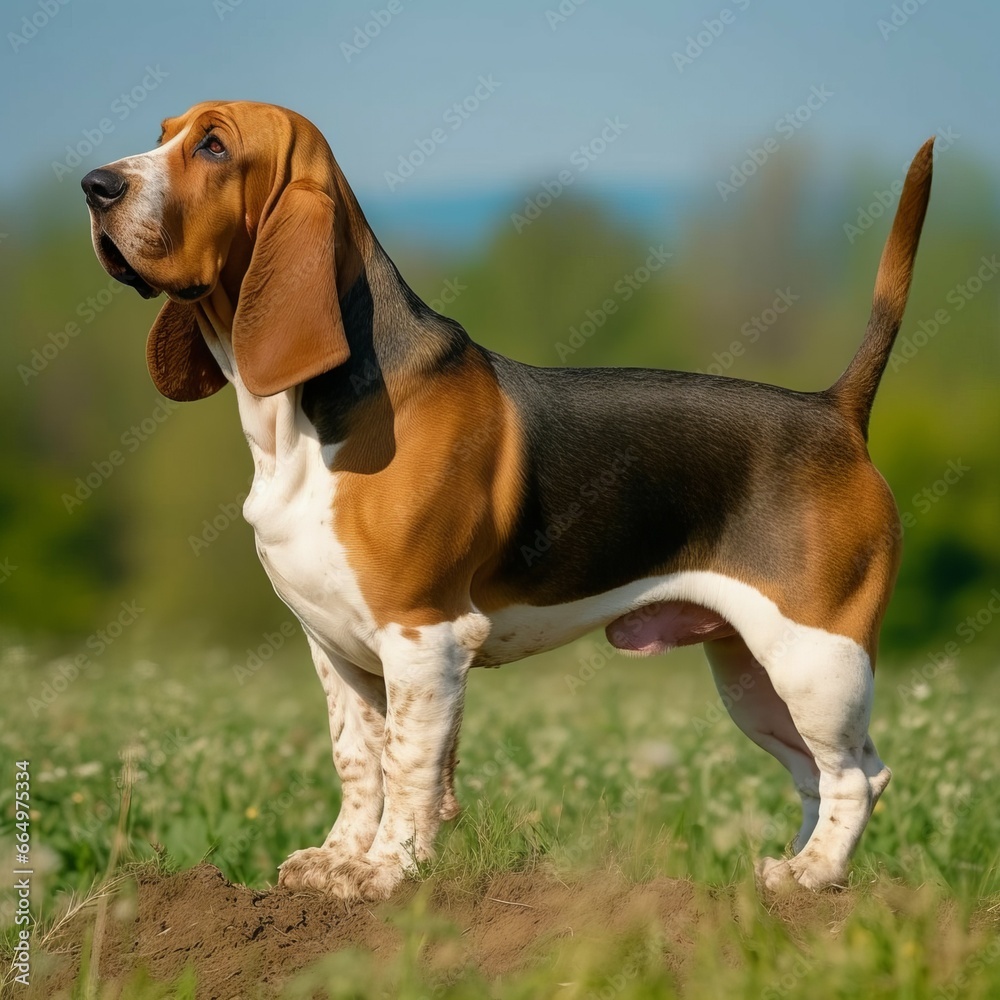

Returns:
1,148,997,661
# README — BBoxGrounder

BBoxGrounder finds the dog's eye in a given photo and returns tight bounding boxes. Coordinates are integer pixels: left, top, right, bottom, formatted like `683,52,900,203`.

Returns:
196,134,227,158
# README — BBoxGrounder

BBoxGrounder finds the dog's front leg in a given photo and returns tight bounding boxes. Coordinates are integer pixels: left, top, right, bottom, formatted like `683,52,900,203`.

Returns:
278,641,387,889
314,641,388,857
364,626,471,889
280,626,471,900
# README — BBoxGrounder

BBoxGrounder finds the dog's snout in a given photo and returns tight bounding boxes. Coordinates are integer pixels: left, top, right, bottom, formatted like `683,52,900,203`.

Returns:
81,168,128,210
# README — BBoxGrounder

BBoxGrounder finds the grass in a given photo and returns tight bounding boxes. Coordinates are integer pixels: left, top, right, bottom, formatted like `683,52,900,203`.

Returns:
2,629,999,997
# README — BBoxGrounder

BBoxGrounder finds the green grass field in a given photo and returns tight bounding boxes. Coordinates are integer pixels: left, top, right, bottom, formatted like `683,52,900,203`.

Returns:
3,631,999,997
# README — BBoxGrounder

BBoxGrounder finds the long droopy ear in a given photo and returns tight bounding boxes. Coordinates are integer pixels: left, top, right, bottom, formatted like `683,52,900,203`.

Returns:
232,183,351,397
146,300,228,402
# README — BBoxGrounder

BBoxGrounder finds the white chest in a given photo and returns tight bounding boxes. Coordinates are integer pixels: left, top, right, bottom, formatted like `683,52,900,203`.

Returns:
236,388,381,671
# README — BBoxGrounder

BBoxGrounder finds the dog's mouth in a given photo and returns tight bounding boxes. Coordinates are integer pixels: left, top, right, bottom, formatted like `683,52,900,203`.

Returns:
98,232,159,299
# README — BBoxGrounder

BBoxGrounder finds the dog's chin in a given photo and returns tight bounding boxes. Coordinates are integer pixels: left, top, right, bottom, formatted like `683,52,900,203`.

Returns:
96,232,160,300
170,283,212,302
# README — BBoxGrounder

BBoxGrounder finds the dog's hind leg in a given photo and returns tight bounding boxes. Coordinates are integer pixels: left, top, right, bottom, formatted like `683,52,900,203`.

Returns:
705,635,821,854
749,629,890,889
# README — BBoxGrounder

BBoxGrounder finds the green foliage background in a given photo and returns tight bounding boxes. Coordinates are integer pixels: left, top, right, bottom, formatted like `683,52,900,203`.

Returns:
1,146,997,659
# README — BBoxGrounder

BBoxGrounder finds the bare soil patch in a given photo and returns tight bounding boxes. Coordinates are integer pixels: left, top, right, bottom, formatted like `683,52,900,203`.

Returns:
18,862,861,998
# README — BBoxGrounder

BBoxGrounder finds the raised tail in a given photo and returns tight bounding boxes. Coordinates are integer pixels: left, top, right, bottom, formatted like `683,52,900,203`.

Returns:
829,137,935,437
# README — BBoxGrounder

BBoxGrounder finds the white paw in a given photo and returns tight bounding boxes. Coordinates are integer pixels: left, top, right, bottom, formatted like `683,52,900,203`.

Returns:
277,848,405,900
755,854,846,891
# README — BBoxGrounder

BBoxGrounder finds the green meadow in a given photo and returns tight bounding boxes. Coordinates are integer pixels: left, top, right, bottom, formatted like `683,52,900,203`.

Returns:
2,147,999,996
3,631,1000,996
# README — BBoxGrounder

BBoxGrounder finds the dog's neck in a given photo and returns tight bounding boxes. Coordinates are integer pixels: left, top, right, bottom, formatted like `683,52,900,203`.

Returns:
194,231,470,471
193,288,293,476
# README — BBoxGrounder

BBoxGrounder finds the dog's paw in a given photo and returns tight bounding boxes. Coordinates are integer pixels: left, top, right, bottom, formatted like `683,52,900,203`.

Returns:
277,849,405,900
755,854,846,892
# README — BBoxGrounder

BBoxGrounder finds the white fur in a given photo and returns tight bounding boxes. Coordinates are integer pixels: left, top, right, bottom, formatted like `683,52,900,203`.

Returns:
100,129,189,265
196,308,383,672
477,570,863,669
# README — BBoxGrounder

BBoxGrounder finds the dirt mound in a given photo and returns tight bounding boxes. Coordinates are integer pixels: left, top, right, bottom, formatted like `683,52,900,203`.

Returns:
27,863,708,997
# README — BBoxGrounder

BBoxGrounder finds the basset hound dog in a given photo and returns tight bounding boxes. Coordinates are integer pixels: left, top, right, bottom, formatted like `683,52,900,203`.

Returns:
81,101,934,899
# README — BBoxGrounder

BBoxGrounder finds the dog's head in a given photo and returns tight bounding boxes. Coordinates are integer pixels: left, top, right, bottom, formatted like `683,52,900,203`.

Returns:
82,101,361,400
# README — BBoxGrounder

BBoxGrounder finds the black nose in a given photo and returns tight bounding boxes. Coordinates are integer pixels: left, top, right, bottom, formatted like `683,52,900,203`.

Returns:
81,168,128,210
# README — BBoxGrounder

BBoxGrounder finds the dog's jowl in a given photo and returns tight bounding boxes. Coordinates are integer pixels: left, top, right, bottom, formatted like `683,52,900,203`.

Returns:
82,101,934,899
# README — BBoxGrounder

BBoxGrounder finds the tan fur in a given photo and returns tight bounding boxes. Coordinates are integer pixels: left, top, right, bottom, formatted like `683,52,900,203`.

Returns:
332,351,525,628
831,136,934,434
231,184,349,396
777,459,901,658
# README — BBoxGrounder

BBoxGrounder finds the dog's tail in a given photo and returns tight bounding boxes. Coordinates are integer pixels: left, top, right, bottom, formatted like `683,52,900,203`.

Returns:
829,137,935,438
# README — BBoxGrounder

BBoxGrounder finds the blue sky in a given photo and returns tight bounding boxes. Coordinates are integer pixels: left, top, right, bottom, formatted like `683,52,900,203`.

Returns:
0,0,995,221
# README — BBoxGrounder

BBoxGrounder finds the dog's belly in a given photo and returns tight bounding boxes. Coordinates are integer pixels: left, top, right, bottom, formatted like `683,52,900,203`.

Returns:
477,598,733,666
476,570,845,669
